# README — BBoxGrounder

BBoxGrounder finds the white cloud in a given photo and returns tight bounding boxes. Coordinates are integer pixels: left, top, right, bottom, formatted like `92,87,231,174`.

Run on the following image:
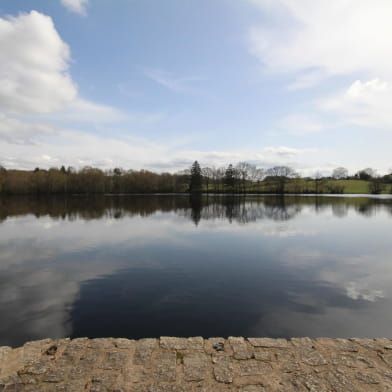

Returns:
346,282,384,302
0,11,130,150
0,125,318,172
248,0,392,141
0,10,125,123
321,78,392,128
60,0,88,15
47,98,127,123
249,0,392,82
0,113,58,145
0,129,169,170
0,11,77,115
145,147,318,172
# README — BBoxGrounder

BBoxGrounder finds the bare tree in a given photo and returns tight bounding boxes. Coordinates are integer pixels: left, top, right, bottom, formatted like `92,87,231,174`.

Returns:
266,166,296,177
244,164,262,191
368,179,385,194
235,162,250,193
215,167,225,193
356,168,377,180
202,167,213,193
332,167,348,179
314,171,325,194
254,168,265,192
265,166,297,194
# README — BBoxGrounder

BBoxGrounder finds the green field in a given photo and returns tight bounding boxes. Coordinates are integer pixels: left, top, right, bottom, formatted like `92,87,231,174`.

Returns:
325,180,376,194
285,179,392,194
207,179,392,194
311,179,391,194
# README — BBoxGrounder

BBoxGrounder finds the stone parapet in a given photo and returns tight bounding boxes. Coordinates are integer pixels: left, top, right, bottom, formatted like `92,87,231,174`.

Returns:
1,337,392,391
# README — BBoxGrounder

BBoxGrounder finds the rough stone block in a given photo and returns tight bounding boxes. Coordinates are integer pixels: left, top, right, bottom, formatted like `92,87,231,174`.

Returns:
300,348,328,366
248,338,288,348
79,349,101,368
253,349,272,362
90,372,119,392
155,351,176,382
228,337,252,360
114,339,135,350
134,339,157,365
212,355,233,383
183,352,208,381
99,351,129,370
0,347,12,363
160,337,203,350
87,338,115,350
239,360,272,376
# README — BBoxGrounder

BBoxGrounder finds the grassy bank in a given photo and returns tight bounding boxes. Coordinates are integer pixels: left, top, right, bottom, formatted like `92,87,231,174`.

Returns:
206,179,392,194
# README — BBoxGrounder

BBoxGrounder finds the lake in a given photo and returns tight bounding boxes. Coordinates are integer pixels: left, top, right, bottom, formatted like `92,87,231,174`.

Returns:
0,194,391,347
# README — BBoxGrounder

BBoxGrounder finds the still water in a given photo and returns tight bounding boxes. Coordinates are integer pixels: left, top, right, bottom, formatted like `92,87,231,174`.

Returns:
0,194,392,347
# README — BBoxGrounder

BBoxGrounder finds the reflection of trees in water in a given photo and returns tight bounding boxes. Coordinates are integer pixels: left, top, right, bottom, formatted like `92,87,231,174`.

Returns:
331,203,349,218
182,196,302,224
0,195,391,224
354,202,389,217
189,195,202,226
0,195,191,222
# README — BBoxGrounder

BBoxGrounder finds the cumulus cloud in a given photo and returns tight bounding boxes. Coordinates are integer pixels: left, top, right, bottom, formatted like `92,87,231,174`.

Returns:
320,78,392,128
60,0,88,15
249,0,392,82
248,1,392,133
0,11,77,115
0,10,130,154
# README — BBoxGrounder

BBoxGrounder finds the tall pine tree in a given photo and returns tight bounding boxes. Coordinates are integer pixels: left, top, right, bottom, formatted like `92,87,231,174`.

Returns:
224,164,235,192
189,161,202,192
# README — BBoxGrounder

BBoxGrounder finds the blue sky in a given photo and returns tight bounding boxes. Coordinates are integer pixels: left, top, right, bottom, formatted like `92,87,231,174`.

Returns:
0,0,391,175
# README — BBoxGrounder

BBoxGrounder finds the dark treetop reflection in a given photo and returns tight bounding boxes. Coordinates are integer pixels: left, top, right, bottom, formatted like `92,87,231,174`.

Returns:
0,195,392,347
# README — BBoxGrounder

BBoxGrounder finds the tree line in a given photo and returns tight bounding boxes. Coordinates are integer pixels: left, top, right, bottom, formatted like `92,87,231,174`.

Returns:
188,161,392,194
0,162,391,195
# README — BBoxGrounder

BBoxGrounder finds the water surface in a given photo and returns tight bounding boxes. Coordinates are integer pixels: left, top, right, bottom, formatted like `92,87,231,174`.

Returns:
1,194,392,347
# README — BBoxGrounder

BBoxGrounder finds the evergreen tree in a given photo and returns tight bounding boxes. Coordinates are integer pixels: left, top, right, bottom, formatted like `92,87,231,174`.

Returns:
224,164,235,192
189,161,202,192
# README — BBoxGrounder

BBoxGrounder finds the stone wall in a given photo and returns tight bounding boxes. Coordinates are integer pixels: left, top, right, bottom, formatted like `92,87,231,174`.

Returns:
1,337,392,391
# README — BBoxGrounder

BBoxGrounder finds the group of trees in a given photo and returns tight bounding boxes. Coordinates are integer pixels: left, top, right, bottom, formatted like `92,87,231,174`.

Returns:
0,162,391,195
0,166,190,195
331,166,392,194
188,162,392,194
187,161,292,193
331,166,392,182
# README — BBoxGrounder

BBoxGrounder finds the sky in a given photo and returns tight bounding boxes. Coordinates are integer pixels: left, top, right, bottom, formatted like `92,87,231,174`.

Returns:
0,0,391,176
